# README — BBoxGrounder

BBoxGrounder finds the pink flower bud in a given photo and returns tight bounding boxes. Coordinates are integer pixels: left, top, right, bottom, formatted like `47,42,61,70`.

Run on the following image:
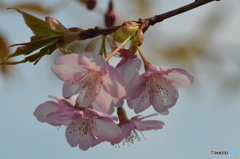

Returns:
105,0,116,27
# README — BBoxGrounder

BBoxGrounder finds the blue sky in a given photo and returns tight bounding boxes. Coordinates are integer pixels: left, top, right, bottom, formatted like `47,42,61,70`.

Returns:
1,0,240,159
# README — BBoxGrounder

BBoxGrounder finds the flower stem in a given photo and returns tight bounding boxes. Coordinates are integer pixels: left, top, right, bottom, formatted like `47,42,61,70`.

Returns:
137,47,153,71
117,107,129,124
105,34,133,62
99,36,107,58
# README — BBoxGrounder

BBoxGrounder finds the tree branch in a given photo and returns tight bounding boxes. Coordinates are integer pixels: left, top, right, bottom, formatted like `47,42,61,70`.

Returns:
78,0,218,40
145,0,218,27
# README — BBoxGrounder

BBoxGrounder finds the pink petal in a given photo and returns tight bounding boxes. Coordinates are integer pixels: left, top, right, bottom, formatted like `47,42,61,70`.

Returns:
101,64,126,98
65,119,102,150
34,101,61,126
95,87,114,112
76,81,100,108
65,121,81,147
47,106,79,125
92,118,122,144
137,113,158,120
113,98,124,108
150,80,179,114
117,58,141,83
126,75,147,99
63,82,82,98
134,120,164,131
78,53,105,71
85,108,112,119
127,88,151,113
78,133,102,151
51,54,85,81
156,67,194,88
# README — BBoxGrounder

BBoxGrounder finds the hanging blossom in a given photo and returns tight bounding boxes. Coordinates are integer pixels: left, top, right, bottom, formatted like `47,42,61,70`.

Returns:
117,107,164,145
51,53,126,112
34,96,122,150
127,66,194,115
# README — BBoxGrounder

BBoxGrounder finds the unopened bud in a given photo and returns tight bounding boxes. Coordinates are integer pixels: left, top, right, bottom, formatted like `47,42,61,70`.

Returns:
128,40,138,54
134,29,143,46
86,0,97,10
105,0,116,27
122,21,139,34
112,28,129,43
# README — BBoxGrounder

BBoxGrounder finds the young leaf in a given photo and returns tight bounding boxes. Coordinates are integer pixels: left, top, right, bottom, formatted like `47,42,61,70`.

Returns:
8,8,56,35
8,35,60,58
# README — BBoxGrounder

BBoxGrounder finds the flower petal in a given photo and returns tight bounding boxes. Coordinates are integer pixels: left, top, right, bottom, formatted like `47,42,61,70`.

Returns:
65,122,80,147
51,54,85,81
95,87,114,112
156,67,194,88
65,119,102,150
47,106,80,125
78,53,105,71
134,120,164,131
149,79,179,114
34,101,61,126
76,81,100,108
101,64,126,98
127,88,151,113
117,58,141,83
63,82,82,98
126,75,146,99
92,118,122,144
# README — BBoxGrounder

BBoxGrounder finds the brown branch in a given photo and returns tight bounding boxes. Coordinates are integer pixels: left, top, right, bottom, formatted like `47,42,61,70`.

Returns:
78,0,218,40
145,0,217,27
78,26,121,40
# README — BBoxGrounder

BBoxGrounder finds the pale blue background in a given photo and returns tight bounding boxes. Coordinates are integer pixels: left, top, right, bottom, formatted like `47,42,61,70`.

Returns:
1,0,240,159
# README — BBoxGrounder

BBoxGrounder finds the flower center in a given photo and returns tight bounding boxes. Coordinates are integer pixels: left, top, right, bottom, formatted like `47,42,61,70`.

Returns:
148,74,170,99
72,70,102,98
72,70,101,87
67,117,97,139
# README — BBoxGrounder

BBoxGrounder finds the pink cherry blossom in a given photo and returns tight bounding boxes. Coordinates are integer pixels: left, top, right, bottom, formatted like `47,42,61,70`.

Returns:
127,67,194,115
51,53,126,112
34,96,122,150
117,58,141,84
117,108,164,145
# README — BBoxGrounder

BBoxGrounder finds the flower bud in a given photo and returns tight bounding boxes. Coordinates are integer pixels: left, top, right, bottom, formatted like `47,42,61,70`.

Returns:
112,28,129,43
134,29,143,46
122,21,139,34
112,21,139,43
128,40,138,54
105,0,116,27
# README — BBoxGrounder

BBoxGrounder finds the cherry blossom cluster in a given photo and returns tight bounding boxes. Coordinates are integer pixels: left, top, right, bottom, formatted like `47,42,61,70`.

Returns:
0,0,222,152
34,25,194,150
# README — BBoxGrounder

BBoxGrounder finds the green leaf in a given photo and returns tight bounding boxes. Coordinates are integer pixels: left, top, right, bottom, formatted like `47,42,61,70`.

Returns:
8,35,60,58
8,8,56,35
1,43,57,65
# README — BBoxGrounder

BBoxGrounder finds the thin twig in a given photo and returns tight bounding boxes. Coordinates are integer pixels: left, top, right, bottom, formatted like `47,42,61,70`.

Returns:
145,0,217,27
78,0,218,40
